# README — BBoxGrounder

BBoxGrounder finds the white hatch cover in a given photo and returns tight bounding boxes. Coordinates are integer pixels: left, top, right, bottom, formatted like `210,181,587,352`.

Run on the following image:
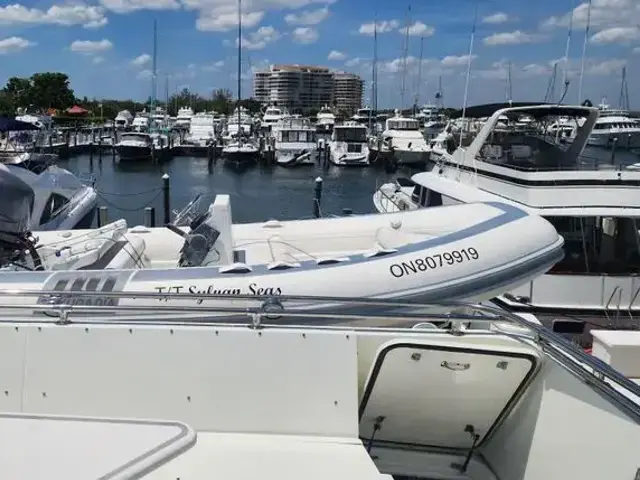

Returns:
359,340,538,449
0,413,196,479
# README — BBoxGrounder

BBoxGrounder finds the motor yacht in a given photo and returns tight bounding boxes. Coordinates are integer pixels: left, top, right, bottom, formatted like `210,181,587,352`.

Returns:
261,106,286,134
175,107,194,130
316,105,336,133
374,102,640,341
272,116,317,166
115,132,169,162
184,113,216,147
1,163,97,230
369,110,431,165
328,122,369,166
114,110,134,130
586,100,640,149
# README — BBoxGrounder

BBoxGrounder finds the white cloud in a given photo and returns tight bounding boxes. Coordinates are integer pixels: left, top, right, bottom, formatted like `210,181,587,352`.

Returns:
542,0,640,31
0,4,107,28
475,60,550,80
70,39,113,54
587,58,626,76
345,57,363,67
402,21,435,37
284,6,328,25
482,12,509,24
590,26,640,45
238,25,280,50
92,56,105,64
441,54,476,67
0,36,35,54
328,50,346,61
358,19,399,35
99,0,180,14
483,30,546,46
292,26,318,44
202,60,225,71
131,53,151,67
196,11,264,32
136,69,152,80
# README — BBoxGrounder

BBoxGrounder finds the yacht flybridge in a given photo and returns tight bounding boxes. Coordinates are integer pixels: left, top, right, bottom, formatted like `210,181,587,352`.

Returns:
374,102,640,330
316,105,336,133
0,295,638,479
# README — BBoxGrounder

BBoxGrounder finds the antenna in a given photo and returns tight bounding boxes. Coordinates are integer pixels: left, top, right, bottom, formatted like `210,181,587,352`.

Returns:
237,0,242,137
619,66,629,110
577,0,592,104
151,19,157,120
399,5,411,110
544,62,558,103
505,61,513,104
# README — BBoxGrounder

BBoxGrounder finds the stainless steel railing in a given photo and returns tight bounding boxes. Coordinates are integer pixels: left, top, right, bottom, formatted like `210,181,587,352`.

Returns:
0,288,637,421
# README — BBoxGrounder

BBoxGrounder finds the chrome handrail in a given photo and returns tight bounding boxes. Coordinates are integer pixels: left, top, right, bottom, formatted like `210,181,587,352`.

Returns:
0,288,637,419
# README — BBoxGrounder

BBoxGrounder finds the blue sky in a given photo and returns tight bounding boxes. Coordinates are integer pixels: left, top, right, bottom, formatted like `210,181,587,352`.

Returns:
0,0,639,108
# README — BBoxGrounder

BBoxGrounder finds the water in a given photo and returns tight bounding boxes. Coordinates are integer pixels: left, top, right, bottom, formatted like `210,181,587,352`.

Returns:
59,155,399,225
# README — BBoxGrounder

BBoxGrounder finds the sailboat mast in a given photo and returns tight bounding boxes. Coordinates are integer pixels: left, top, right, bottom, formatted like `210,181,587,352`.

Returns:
151,19,157,120
399,5,411,110
237,0,242,134
562,0,575,95
506,61,512,104
370,11,378,130
415,35,424,112
577,0,592,103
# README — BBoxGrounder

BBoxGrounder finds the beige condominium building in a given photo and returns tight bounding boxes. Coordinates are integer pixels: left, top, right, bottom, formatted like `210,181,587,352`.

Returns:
253,64,363,114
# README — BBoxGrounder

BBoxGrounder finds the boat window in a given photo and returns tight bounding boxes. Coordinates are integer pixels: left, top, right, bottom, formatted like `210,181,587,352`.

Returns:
410,185,443,208
40,193,69,225
335,128,367,142
546,216,640,275
388,120,419,130
281,130,312,142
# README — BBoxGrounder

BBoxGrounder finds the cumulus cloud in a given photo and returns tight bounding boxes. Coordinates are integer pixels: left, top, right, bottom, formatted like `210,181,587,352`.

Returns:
402,21,435,37
131,53,151,67
99,0,180,14
328,50,346,61
482,12,509,24
483,30,546,46
70,39,113,54
0,3,107,28
284,6,329,25
441,54,476,67
0,36,35,54
590,26,640,44
292,26,318,44
238,25,280,50
358,19,399,35
196,11,264,32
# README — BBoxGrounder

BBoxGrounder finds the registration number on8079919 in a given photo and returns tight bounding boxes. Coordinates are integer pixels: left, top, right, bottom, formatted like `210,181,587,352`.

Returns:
389,247,480,278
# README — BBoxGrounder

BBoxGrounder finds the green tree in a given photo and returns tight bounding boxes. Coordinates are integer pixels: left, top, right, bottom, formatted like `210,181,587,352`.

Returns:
212,88,232,115
29,72,75,109
0,91,14,116
3,77,32,109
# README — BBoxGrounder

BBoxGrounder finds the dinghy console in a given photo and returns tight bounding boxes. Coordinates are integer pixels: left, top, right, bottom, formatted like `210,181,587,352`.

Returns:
0,165,41,270
166,195,234,268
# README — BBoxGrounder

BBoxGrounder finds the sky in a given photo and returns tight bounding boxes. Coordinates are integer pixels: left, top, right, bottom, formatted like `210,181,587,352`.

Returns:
0,0,639,109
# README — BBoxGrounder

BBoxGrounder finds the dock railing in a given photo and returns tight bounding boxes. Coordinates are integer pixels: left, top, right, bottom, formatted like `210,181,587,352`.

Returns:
0,289,638,421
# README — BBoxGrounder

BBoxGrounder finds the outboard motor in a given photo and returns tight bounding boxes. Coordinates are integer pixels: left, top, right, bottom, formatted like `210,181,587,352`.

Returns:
166,212,221,267
0,165,39,269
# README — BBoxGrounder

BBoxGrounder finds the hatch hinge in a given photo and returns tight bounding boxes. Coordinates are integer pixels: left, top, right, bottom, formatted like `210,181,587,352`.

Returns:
451,424,480,473
365,415,386,454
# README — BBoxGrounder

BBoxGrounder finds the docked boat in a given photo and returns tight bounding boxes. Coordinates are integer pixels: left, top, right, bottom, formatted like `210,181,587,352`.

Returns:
184,113,216,147
0,189,563,314
328,122,369,166
273,116,317,166
0,294,637,479
374,102,640,340
586,100,640,149
369,110,431,165
1,163,97,230
174,106,194,130
316,105,336,133
222,138,259,163
261,106,286,134
114,110,134,130
115,132,169,162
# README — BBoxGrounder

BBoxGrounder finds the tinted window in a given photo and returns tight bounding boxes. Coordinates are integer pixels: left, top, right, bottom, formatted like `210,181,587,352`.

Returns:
40,193,69,225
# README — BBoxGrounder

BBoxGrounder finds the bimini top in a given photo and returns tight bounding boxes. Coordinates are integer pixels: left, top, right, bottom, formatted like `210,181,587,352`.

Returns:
449,103,595,120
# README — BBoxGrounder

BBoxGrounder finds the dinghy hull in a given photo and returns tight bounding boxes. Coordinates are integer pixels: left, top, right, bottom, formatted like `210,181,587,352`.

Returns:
0,202,564,319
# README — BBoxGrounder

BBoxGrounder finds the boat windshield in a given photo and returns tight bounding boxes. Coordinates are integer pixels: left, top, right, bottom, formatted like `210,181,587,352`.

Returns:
546,216,640,275
335,128,367,142
281,130,314,142
388,119,419,130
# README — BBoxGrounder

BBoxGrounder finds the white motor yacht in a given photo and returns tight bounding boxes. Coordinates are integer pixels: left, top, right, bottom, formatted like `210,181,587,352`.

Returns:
374,102,640,339
272,116,317,166
185,113,216,147
114,110,133,130
1,163,97,230
328,122,369,166
316,105,336,133
369,110,431,165
587,100,640,149
116,132,169,162
261,106,286,134
175,107,195,130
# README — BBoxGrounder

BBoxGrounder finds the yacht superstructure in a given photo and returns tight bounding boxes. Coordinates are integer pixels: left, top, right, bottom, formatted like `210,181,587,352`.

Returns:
369,110,431,165
316,105,336,133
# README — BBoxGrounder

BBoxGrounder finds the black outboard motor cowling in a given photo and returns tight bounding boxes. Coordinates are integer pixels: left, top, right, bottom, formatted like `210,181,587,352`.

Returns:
0,165,36,267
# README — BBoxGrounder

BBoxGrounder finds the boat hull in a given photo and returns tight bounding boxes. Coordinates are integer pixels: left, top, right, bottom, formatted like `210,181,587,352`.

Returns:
587,132,640,149
116,146,152,162
0,202,564,319
276,150,317,166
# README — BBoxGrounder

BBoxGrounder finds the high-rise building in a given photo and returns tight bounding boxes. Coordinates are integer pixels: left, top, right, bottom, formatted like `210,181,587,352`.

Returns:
252,64,363,114
333,72,364,116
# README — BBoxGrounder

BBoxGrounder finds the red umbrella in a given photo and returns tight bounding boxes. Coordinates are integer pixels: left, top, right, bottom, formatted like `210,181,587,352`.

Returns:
66,105,88,115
